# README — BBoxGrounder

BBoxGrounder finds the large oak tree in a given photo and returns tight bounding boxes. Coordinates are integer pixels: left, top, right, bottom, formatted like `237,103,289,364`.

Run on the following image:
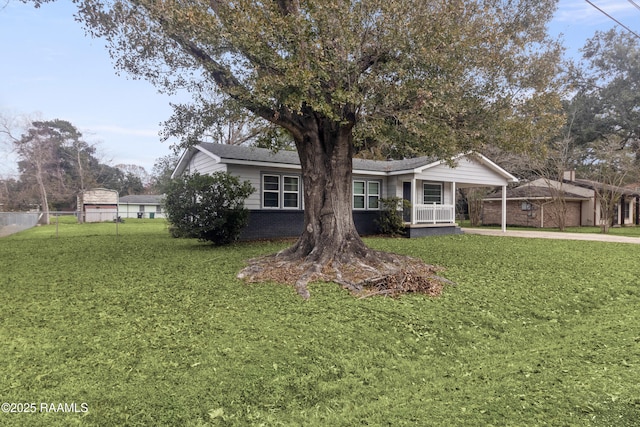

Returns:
29,0,563,296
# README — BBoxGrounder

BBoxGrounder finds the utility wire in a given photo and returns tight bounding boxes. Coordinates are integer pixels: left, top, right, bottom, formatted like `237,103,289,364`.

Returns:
584,0,640,39
628,0,640,13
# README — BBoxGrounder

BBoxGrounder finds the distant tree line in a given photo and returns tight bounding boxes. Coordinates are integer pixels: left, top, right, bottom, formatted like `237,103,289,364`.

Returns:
0,118,178,215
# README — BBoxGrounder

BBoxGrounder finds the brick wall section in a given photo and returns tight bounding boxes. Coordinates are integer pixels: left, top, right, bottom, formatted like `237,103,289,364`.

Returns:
239,210,380,240
482,200,582,228
483,200,540,227
543,201,581,228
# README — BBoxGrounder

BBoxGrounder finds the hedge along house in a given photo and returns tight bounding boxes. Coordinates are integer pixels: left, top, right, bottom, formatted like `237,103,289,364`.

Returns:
172,143,518,239
119,195,166,219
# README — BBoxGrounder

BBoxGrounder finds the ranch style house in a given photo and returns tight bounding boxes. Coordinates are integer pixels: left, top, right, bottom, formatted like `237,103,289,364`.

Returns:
172,143,518,240
483,171,640,228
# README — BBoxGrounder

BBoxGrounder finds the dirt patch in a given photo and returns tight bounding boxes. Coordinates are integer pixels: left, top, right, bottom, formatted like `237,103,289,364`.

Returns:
0,225,24,238
238,252,453,299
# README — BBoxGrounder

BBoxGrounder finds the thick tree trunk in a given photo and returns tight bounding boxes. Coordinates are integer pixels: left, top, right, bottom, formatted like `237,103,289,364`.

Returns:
278,118,369,264
35,163,50,225
238,114,451,298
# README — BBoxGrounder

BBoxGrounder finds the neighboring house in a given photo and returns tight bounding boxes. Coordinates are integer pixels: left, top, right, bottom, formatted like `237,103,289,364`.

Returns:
119,195,166,219
77,188,118,223
483,172,640,228
172,143,518,239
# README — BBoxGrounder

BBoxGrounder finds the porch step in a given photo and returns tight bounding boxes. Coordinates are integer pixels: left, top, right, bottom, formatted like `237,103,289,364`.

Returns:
404,223,463,238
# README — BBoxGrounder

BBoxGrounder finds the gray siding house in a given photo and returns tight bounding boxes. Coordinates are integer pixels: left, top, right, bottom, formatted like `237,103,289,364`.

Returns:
173,143,518,239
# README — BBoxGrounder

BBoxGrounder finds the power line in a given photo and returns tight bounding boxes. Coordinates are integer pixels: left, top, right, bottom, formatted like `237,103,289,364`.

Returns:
584,0,640,39
628,0,640,13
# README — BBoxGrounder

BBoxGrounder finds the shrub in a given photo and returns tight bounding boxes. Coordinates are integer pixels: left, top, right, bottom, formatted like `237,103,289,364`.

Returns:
164,172,254,245
375,197,410,237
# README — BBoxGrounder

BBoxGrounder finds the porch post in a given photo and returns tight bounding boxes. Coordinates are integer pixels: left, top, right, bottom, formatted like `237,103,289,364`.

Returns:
501,185,507,232
412,178,417,225
451,181,456,223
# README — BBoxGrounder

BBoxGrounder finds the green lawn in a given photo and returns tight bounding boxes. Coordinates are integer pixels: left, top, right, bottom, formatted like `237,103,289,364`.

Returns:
1,221,639,426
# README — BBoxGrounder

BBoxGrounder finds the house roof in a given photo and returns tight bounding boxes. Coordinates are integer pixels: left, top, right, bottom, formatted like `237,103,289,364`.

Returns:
193,142,439,172
174,143,518,183
485,184,589,201
119,194,165,204
568,179,640,197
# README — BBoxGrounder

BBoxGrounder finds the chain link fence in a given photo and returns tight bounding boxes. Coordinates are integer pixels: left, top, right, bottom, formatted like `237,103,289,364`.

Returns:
0,212,42,237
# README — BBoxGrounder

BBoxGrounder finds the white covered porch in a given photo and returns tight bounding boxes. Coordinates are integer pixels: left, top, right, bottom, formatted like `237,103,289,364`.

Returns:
392,153,518,233
413,203,455,224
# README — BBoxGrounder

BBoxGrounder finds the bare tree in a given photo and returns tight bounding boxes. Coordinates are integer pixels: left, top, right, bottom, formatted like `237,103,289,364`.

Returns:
584,139,635,233
533,131,577,231
459,187,489,226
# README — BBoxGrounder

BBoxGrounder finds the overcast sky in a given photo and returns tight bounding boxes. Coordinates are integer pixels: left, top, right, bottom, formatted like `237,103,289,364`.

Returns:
1,0,638,177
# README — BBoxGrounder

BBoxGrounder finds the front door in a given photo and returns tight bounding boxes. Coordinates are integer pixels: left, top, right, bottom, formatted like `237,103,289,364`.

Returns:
402,182,412,222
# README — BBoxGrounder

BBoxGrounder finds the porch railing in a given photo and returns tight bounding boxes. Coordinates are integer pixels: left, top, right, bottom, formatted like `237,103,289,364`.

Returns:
413,203,455,224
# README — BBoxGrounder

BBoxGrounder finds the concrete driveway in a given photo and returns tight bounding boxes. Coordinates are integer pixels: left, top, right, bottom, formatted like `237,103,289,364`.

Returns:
461,228,640,244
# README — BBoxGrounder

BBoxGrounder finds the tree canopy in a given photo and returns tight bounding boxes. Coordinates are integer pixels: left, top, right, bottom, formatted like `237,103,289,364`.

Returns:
25,0,565,296
569,28,640,160
65,0,565,157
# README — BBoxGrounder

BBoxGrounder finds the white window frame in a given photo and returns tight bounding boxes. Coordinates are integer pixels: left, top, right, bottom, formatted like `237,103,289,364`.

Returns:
262,174,281,209
282,175,300,209
353,179,381,210
423,183,443,204
353,180,366,210
261,174,302,209
368,181,380,210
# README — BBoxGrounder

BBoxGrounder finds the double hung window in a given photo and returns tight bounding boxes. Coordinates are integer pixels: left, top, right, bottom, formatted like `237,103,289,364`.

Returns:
262,174,300,209
353,180,381,210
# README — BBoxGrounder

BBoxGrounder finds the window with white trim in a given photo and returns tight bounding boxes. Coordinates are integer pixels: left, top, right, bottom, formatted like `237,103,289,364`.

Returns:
283,176,300,208
423,183,442,204
368,181,380,209
262,174,301,209
353,180,381,210
262,175,280,208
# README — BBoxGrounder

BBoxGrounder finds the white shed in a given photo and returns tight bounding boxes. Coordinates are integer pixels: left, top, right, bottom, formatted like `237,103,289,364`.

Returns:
77,188,118,223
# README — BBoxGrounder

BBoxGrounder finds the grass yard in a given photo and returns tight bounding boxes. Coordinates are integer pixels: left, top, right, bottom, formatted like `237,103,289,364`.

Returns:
1,220,639,426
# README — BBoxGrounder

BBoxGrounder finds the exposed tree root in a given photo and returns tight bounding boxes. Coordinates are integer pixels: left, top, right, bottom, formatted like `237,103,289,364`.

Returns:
237,249,454,299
